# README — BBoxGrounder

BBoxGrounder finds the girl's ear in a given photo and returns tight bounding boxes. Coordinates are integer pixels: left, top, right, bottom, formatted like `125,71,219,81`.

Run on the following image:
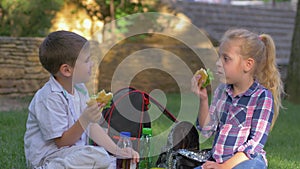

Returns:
59,64,73,77
244,57,255,73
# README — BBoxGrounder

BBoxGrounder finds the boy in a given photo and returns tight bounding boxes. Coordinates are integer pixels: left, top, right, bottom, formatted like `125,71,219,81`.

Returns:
24,31,138,168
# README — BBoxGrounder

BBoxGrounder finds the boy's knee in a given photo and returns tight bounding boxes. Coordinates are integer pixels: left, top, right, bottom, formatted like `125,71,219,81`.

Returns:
85,146,111,168
38,145,112,168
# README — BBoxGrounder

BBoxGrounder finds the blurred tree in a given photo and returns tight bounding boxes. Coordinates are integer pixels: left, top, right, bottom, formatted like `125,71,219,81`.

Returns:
0,0,64,37
70,0,158,40
71,0,157,23
286,1,300,104
0,0,158,37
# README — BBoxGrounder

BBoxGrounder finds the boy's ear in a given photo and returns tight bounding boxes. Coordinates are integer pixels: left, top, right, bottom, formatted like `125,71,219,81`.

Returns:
59,64,73,77
244,57,255,73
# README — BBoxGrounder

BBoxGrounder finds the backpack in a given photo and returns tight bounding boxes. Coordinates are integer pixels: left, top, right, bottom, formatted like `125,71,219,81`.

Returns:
99,87,178,150
156,121,213,169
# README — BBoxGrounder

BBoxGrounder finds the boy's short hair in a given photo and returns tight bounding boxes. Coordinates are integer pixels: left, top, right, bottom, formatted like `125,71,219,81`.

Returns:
39,31,87,74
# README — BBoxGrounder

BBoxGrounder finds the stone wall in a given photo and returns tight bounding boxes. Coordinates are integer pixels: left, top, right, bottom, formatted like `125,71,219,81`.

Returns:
97,35,208,94
0,3,296,97
0,37,49,97
0,35,210,97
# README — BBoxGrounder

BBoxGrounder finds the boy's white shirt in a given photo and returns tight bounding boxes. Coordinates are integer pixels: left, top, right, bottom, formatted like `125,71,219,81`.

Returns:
67,89,88,144
24,76,90,167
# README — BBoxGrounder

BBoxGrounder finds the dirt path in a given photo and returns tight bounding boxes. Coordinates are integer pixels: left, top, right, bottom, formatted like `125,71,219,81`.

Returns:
0,96,30,112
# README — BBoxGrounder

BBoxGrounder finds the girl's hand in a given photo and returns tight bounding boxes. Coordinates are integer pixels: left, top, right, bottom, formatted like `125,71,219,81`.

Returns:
202,161,225,169
191,74,208,100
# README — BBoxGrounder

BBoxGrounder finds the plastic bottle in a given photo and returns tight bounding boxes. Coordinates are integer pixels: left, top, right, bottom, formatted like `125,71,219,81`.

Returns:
116,131,136,169
138,128,152,169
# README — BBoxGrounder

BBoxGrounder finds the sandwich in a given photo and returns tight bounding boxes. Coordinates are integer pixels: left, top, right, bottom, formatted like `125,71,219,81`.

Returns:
194,68,214,88
87,89,113,107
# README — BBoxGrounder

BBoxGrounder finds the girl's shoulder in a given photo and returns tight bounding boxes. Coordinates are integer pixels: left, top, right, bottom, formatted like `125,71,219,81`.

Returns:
215,83,227,93
252,82,273,100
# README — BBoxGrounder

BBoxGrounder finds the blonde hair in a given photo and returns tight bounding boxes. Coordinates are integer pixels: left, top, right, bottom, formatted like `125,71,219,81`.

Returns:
221,28,284,129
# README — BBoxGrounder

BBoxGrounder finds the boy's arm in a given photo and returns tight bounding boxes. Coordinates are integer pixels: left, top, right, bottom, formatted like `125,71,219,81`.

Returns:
54,104,102,148
88,123,118,154
89,124,140,162
54,120,84,148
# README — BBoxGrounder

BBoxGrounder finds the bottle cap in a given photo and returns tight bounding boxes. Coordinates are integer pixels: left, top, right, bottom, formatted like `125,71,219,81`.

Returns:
142,128,152,135
120,131,131,137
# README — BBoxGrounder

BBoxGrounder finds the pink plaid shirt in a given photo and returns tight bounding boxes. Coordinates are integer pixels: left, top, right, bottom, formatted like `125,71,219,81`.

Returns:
197,81,273,164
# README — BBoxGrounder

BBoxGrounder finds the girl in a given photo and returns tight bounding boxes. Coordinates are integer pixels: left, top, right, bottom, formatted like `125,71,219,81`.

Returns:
191,28,284,169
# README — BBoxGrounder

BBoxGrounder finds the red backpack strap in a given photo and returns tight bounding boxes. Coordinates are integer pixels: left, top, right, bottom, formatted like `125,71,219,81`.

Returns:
146,93,178,122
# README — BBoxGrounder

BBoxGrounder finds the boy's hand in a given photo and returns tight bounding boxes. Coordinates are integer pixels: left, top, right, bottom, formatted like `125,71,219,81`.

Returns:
79,102,105,130
116,147,140,163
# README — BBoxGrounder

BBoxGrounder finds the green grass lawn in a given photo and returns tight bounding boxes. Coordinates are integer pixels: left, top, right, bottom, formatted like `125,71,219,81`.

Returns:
0,110,27,168
265,101,300,169
0,96,299,169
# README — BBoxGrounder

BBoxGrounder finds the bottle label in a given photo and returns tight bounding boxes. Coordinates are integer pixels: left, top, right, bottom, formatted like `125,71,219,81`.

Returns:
116,159,136,169
116,159,130,169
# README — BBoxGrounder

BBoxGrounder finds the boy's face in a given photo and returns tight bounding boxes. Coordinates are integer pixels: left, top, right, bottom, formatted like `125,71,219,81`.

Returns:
73,46,93,84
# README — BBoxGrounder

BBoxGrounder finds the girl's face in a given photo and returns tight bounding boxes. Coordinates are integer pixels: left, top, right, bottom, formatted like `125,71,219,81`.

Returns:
217,40,245,85
73,49,93,84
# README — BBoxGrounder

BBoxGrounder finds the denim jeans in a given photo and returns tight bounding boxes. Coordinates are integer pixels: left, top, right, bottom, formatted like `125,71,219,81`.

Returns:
232,154,267,169
194,154,267,169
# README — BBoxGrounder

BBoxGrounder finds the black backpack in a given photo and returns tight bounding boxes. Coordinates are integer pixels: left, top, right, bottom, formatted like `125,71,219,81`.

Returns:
155,121,213,169
99,87,178,150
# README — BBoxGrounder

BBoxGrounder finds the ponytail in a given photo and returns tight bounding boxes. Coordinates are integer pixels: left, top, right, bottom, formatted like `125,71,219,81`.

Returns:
256,34,284,129
221,29,284,130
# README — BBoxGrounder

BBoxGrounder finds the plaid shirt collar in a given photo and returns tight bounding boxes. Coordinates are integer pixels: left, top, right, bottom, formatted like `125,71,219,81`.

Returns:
225,80,259,98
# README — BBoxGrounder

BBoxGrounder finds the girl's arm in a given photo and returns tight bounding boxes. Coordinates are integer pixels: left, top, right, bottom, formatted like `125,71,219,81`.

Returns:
205,91,274,169
198,94,210,128
203,152,249,169
221,152,249,168
236,91,274,159
191,75,210,128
